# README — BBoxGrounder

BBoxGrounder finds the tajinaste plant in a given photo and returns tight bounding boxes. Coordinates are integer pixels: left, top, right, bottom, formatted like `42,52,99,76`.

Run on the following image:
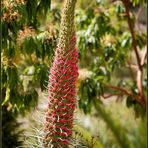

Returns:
44,0,78,147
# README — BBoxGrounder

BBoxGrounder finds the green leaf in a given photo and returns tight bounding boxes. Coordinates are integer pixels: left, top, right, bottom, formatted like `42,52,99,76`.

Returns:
2,87,10,106
23,66,35,75
73,125,103,148
130,0,146,6
115,1,125,14
135,33,147,49
120,32,132,48
126,96,134,108
7,67,18,89
96,0,102,4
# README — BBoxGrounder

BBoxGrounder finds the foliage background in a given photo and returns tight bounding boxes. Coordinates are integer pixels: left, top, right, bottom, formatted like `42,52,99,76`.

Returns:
1,0,147,147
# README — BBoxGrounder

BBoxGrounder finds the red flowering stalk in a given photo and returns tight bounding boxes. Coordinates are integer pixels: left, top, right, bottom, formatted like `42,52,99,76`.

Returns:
44,0,78,147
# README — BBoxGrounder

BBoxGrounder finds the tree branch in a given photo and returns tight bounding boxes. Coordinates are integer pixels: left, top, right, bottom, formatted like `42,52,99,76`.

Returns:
102,93,124,99
105,84,133,96
141,48,147,67
104,84,146,108
122,0,142,70
126,63,138,70
122,0,146,103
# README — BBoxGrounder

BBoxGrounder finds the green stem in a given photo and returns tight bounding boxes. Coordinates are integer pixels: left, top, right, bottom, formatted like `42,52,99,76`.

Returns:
58,0,77,51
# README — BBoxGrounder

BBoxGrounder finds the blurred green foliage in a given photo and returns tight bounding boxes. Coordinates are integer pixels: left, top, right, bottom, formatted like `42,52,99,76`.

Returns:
2,0,57,114
76,0,147,117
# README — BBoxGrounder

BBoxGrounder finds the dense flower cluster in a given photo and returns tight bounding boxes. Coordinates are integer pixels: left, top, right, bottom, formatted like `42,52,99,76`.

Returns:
44,34,78,147
16,26,36,46
44,0,78,147
2,0,26,23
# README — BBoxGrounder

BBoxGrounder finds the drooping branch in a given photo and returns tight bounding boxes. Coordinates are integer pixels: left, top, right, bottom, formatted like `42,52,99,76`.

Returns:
104,84,146,108
102,93,124,99
105,84,133,96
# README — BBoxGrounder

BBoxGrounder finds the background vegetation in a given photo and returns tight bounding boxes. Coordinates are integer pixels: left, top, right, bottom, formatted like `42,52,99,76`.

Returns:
1,0,147,147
